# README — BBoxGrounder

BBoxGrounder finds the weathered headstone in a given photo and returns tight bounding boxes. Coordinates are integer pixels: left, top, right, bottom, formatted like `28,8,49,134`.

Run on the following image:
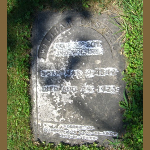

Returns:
31,11,125,146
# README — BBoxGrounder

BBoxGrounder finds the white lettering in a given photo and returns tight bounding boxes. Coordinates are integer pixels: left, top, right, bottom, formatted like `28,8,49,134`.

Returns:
53,40,103,57
43,123,118,140
41,85,119,94
40,68,119,78
98,85,120,94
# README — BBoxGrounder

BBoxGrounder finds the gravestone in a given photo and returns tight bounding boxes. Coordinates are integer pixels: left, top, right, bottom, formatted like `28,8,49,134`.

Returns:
31,11,125,146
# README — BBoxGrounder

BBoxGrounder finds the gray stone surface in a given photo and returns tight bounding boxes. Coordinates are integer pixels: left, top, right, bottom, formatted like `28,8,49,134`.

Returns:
31,10,126,146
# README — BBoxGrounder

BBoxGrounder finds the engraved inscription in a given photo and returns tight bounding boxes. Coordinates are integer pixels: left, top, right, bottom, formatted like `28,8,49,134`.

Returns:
43,123,118,141
80,83,95,94
98,85,119,94
41,84,119,94
62,86,78,93
40,68,119,78
53,40,103,57
42,85,60,93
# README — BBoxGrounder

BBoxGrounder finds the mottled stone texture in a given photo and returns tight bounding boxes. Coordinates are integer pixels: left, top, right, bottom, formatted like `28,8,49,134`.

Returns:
31,10,125,146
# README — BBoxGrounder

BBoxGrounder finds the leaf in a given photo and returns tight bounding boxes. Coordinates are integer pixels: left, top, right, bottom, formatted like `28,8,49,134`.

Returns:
123,90,128,107
119,104,127,109
119,101,128,109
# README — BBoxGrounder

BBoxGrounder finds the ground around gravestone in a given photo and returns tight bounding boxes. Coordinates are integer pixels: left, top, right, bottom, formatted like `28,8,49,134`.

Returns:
31,10,126,146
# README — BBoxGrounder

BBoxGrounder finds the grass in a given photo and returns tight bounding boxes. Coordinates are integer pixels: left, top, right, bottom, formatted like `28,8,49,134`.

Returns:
7,0,143,149
117,0,143,149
